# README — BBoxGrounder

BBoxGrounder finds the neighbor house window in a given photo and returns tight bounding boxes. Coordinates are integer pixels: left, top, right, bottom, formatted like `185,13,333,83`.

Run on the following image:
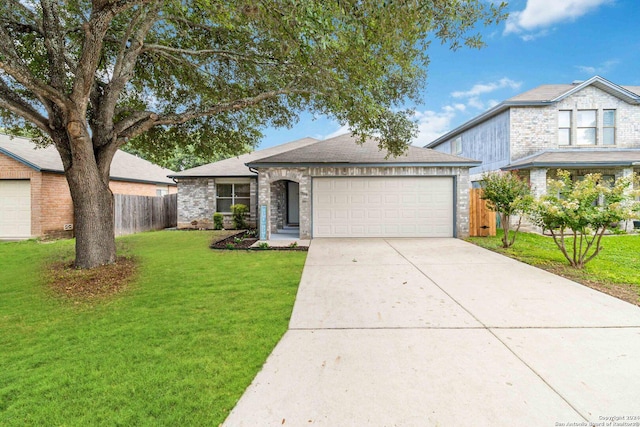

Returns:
603,109,616,145
558,110,571,145
216,183,250,213
576,110,596,145
452,137,462,155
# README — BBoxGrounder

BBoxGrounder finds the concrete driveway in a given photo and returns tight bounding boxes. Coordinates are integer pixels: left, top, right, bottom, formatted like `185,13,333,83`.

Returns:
223,238,640,426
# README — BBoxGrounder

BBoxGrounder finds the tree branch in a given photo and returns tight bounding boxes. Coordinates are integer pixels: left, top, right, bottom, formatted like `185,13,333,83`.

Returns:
0,78,50,132
118,88,311,140
94,2,161,144
40,0,68,91
0,25,68,109
142,44,281,66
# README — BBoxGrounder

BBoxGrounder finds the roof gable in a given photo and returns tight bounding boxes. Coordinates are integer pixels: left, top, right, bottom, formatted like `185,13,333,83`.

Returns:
170,137,320,177
0,134,176,185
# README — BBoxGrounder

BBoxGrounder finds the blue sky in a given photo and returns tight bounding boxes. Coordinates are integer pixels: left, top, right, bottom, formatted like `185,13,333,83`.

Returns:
258,0,640,149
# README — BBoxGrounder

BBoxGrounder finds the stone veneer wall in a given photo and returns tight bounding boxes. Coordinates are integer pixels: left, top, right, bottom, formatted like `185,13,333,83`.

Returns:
176,177,257,229
257,166,471,239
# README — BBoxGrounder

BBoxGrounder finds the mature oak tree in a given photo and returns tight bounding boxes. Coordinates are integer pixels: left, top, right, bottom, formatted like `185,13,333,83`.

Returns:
0,0,505,268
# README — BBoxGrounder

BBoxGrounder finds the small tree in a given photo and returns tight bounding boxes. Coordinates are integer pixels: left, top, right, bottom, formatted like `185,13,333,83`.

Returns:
530,170,639,269
230,204,249,230
480,171,533,248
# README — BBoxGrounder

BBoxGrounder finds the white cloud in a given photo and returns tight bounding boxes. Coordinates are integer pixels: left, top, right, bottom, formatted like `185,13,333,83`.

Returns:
412,108,460,146
505,0,613,39
321,123,351,140
576,59,619,75
451,78,522,99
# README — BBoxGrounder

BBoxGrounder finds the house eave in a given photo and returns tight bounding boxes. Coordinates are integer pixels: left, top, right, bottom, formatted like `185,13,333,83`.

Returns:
169,174,257,179
0,147,43,172
246,161,481,168
424,101,552,149
502,161,638,171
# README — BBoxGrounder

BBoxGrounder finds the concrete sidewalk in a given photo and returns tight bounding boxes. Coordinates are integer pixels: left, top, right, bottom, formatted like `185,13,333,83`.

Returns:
223,238,640,426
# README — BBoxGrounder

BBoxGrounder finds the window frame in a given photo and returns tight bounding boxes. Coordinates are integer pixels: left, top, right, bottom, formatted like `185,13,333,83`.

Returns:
452,137,462,155
216,182,251,214
576,109,597,145
603,109,616,145
558,110,572,146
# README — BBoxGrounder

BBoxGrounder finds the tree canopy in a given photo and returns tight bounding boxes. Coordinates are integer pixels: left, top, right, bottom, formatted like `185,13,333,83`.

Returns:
0,0,506,268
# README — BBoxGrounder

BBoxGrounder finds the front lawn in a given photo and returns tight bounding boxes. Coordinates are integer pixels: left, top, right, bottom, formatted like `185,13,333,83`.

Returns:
467,231,640,306
0,231,306,426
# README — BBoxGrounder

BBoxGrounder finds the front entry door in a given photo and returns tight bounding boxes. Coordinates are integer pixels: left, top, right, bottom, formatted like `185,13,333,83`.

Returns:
287,181,299,225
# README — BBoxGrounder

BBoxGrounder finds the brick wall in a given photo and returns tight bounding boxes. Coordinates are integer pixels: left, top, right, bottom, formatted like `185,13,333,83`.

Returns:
109,180,175,196
1,152,177,239
511,86,640,161
40,173,74,239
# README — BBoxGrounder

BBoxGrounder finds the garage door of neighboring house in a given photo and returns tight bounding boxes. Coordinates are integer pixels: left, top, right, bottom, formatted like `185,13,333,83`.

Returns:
0,180,32,239
312,177,454,238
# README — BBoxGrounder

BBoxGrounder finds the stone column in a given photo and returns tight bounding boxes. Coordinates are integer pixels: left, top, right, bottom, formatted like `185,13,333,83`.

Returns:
529,168,549,198
257,170,271,240
299,173,312,239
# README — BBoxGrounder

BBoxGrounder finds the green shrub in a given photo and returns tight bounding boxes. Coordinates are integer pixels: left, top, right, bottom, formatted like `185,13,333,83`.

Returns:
213,212,224,230
230,204,248,229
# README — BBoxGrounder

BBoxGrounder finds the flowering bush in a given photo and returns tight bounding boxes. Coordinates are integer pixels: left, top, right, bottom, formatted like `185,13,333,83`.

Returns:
530,170,639,268
480,171,533,248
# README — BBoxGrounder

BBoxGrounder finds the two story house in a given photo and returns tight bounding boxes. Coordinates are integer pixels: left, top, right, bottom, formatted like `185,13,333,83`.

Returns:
426,76,640,200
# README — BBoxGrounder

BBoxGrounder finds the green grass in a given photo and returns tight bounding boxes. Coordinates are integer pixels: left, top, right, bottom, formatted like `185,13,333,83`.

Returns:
0,231,307,426
468,230,640,304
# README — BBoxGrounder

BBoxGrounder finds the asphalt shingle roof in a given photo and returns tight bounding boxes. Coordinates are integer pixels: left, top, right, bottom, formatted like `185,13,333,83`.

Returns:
503,149,640,170
507,84,640,102
0,133,176,185
169,137,320,177
248,134,479,166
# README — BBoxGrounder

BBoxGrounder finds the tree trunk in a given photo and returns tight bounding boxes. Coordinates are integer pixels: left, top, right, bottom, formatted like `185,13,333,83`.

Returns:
66,166,116,269
62,127,117,269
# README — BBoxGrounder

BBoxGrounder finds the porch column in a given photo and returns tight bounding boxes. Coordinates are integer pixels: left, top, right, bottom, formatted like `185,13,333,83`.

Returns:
615,167,634,191
257,170,271,240
529,168,549,199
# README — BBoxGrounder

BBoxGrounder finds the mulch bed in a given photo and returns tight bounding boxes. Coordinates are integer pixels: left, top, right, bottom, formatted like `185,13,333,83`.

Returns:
209,230,308,251
210,231,258,250
47,256,137,301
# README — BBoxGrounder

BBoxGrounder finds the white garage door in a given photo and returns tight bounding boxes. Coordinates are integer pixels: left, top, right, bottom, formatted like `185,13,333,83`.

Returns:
312,177,454,238
0,180,32,239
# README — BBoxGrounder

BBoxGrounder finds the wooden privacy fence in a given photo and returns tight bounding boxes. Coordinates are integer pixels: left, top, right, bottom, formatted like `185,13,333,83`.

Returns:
114,193,177,237
469,188,496,237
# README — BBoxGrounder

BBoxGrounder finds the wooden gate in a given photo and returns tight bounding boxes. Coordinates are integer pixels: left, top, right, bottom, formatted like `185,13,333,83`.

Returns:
469,188,496,237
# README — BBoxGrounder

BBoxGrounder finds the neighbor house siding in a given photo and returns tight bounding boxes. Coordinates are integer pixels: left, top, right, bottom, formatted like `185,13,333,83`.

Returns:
554,85,640,149
1,151,177,239
40,173,74,239
436,110,510,181
510,86,640,162
0,154,42,236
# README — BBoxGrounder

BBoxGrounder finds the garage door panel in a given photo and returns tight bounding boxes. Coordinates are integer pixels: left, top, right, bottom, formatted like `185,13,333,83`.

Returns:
313,177,453,238
0,180,31,239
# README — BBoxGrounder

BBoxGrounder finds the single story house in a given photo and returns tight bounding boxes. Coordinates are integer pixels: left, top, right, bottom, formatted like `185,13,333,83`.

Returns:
0,134,176,240
170,134,480,240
